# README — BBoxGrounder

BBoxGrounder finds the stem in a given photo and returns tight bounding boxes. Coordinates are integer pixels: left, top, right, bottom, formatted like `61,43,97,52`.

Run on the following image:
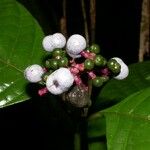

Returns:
138,0,149,62
74,132,81,150
90,0,96,43
60,0,67,37
88,80,93,98
81,0,89,46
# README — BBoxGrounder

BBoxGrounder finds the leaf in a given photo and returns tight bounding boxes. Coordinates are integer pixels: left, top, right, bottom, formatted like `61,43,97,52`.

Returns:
103,87,150,150
0,0,45,108
92,61,150,111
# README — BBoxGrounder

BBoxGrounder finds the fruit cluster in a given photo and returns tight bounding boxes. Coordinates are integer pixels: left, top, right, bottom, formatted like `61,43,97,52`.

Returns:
24,33,129,95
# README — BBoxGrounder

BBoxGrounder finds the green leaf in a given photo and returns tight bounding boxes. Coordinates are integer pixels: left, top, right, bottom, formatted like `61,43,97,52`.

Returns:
92,61,150,111
0,0,45,108
103,87,150,150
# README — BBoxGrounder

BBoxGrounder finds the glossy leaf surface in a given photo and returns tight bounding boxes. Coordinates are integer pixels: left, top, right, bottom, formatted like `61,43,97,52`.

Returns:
93,61,150,111
0,0,45,107
103,87,150,149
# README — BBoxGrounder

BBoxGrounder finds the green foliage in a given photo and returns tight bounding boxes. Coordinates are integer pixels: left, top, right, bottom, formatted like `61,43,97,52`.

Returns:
88,61,150,149
0,0,45,107
92,61,150,112
103,87,150,150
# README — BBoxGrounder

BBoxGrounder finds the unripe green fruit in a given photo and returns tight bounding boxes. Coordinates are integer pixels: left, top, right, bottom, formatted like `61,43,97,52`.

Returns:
89,44,100,54
52,48,63,57
92,77,103,87
94,55,106,66
100,76,109,82
45,59,51,68
50,59,58,70
58,57,68,67
45,59,58,70
84,59,94,70
107,59,121,74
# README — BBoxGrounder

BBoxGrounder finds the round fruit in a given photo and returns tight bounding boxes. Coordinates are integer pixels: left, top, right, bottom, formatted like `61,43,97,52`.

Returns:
58,57,68,67
94,55,106,66
66,34,86,55
84,59,94,70
45,59,51,68
100,76,109,82
92,77,103,87
52,48,63,57
42,35,54,52
112,57,129,80
24,64,44,83
52,33,66,48
107,59,121,74
50,59,58,70
89,44,100,54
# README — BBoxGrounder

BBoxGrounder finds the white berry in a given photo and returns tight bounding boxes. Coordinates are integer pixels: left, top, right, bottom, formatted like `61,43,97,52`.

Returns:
24,64,44,83
113,57,129,80
68,52,81,58
46,68,74,95
66,34,86,55
52,33,66,48
42,35,55,52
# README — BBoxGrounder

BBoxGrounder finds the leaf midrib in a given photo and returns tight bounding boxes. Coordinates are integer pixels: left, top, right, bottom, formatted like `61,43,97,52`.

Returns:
0,58,23,73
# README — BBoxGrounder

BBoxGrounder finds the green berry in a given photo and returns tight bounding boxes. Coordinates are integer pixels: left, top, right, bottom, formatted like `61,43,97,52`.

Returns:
84,59,94,70
45,59,51,68
89,44,100,54
100,76,109,82
107,59,121,74
92,77,103,87
94,55,107,66
58,57,68,67
45,59,58,70
52,48,63,58
50,59,58,70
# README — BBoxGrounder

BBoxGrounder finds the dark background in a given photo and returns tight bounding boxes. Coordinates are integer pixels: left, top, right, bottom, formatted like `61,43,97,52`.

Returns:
0,0,143,149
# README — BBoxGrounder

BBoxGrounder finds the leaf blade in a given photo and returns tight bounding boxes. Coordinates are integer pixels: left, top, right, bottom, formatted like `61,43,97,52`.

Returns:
92,61,150,112
0,0,45,107
103,87,150,150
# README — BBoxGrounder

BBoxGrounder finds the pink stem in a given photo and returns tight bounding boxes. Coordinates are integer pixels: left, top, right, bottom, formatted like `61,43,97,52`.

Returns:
74,63,84,71
88,71,96,79
74,75,82,85
100,68,110,76
69,67,79,75
80,51,95,59
38,87,48,96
